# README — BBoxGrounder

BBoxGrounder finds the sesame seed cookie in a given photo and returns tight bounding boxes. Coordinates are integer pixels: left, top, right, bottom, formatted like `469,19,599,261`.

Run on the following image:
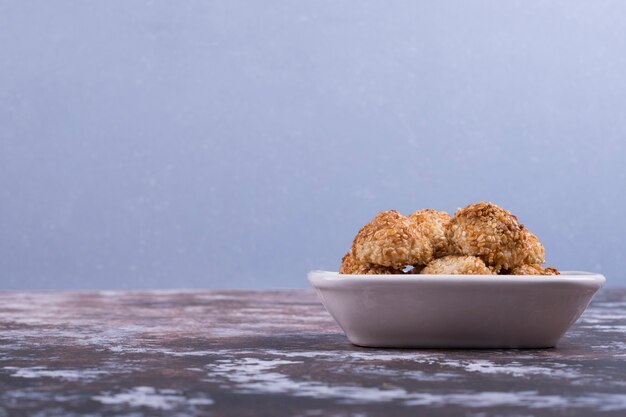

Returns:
509,264,559,275
421,255,494,275
446,202,545,273
351,210,434,269
339,252,403,274
408,209,453,258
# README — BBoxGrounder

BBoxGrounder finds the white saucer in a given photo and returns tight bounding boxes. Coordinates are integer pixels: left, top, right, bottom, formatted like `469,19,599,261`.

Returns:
308,270,605,348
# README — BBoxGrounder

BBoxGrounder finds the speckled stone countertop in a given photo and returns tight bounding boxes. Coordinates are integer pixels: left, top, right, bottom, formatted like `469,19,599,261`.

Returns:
0,289,625,417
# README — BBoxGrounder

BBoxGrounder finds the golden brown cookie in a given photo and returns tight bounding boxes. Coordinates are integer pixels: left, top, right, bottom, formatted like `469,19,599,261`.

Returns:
447,202,545,273
339,252,402,274
351,210,434,268
408,209,453,258
421,255,494,275
509,264,559,275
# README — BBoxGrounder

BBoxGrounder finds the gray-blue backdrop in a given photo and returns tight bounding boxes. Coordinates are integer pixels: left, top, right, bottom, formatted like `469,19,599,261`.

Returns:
1,1,625,289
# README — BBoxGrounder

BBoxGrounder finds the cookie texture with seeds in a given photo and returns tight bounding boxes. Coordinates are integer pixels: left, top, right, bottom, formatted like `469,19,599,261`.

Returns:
339,252,402,275
421,255,494,275
509,264,559,276
408,209,453,258
446,202,545,273
351,210,434,268
521,233,546,265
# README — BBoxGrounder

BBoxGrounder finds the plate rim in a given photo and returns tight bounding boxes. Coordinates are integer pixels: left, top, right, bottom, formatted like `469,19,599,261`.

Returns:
308,270,606,288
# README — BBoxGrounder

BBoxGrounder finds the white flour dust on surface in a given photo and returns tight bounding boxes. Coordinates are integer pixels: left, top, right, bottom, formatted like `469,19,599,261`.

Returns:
92,386,213,410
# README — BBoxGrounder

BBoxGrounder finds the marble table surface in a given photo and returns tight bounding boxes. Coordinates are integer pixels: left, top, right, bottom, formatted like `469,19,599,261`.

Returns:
0,289,625,417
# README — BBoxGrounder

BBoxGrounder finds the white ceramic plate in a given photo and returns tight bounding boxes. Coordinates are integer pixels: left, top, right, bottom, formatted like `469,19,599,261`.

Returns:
308,270,605,348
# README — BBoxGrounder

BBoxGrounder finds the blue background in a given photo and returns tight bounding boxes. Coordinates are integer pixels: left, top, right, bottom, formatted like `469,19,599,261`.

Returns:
1,1,625,289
